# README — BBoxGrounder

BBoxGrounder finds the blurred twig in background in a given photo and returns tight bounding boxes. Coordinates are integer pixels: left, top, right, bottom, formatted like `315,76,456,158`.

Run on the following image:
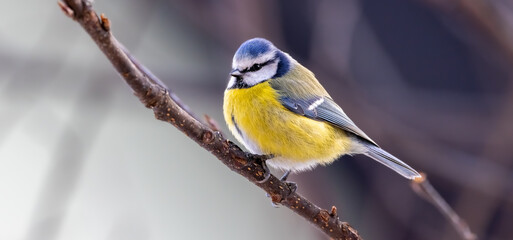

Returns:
412,173,476,240
415,1,513,239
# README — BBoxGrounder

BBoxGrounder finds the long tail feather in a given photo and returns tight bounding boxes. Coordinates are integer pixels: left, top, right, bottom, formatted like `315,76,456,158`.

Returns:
364,145,421,180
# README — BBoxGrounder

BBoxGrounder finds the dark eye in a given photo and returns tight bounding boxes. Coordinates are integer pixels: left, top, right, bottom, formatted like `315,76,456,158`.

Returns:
249,63,262,72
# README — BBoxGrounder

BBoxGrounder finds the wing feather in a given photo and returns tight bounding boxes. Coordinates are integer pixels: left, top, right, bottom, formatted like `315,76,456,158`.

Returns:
280,96,379,147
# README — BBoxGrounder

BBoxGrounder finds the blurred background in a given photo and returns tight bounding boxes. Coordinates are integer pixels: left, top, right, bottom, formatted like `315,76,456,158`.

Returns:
1,0,512,239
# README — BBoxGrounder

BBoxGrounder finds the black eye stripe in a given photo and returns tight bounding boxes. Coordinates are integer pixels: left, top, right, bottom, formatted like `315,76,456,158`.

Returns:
240,57,277,73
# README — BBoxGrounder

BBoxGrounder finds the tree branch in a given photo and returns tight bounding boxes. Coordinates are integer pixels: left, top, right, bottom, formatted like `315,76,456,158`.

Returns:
58,1,362,239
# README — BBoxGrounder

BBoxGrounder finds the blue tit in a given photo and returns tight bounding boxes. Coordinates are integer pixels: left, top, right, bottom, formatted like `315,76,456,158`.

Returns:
223,38,420,180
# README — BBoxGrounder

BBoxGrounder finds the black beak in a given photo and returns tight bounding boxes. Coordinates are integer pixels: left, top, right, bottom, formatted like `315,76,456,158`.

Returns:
230,69,242,78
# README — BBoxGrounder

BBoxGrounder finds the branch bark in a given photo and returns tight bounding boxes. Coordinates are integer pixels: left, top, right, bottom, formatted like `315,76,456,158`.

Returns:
58,0,362,239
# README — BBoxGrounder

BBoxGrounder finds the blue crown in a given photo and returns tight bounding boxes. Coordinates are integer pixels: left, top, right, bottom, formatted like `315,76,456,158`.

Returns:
234,38,273,60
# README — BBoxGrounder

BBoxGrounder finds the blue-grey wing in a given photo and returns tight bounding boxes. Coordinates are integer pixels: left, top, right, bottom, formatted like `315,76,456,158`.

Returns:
280,96,379,147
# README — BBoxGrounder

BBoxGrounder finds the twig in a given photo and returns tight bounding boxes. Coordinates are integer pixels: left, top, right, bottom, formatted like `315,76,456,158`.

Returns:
119,42,200,121
412,173,477,240
58,1,362,239
204,114,222,133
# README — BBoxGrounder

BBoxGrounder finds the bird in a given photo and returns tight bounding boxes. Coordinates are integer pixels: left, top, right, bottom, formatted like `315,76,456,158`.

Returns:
223,38,421,181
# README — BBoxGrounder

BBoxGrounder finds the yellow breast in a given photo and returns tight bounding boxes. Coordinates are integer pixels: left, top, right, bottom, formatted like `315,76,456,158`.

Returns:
223,81,352,170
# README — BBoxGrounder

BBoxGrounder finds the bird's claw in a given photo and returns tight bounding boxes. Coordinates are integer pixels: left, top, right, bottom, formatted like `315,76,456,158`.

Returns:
244,152,273,183
265,170,297,207
257,160,271,183
285,181,297,194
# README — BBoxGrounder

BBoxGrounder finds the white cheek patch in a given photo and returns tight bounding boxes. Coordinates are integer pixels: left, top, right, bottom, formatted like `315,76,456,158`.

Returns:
229,50,280,88
242,63,278,86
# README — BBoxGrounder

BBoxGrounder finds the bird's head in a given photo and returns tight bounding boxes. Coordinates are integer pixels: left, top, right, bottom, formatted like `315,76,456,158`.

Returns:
228,38,291,89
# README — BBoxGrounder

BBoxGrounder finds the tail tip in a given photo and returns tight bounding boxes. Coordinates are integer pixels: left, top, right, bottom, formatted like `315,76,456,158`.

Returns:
410,172,425,182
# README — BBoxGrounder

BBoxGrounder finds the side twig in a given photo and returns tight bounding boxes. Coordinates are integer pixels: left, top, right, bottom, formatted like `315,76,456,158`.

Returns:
58,0,362,239
412,173,477,240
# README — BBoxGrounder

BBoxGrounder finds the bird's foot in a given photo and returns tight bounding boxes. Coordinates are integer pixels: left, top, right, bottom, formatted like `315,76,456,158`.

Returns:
244,152,273,183
280,170,297,194
280,170,291,181
284,181,297,194
267,170,297,208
